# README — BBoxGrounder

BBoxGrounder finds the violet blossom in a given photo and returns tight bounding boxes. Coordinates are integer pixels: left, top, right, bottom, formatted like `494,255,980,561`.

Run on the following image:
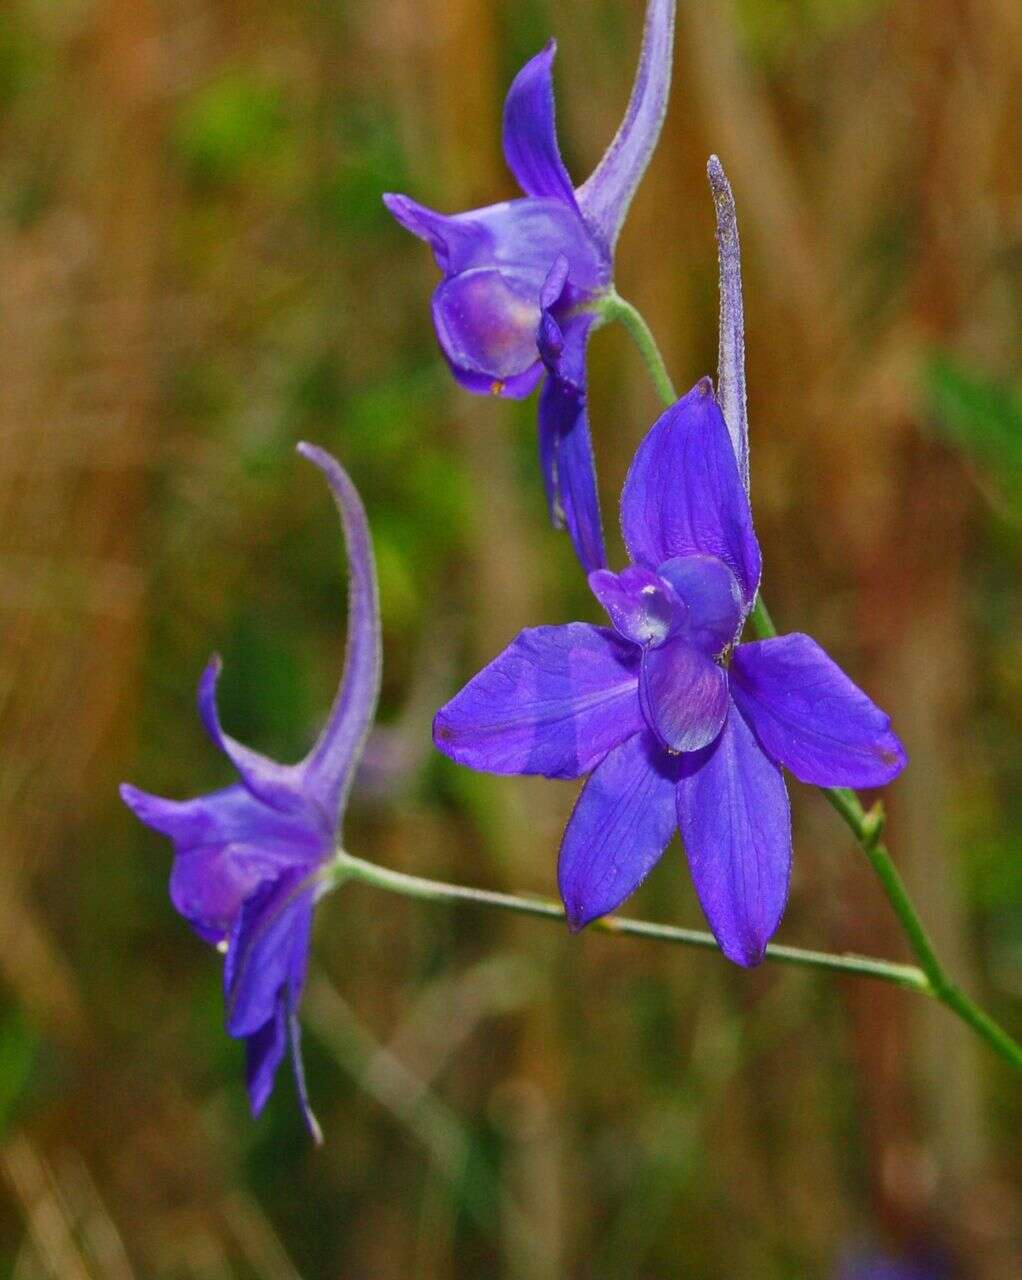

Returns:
384,0,676,573
121,445,381,1137
433,380,907,964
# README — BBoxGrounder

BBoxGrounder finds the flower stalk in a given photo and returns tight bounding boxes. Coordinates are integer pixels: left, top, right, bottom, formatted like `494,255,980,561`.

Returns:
325,849,929,992
608,293,1022,1075
595,291,678,406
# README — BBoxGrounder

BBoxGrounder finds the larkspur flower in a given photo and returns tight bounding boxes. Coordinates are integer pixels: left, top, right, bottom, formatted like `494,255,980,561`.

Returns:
121,445,381,1137
433,380,907,964
384,0,677,574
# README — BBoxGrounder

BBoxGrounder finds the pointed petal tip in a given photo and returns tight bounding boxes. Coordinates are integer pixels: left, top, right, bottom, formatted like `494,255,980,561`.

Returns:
381,191,410,227
723,938,767,968
560,886,595,933
502,38,579,208
731,635,909,788
120,782,177,833
381,192,438,241
563,895,595,934
431,707,453,754
876,733,909,782
119,781,154,820
381,191,410,216
248,1088,269,1120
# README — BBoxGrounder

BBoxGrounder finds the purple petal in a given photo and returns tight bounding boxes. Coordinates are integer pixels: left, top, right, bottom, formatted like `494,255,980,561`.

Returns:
540,254,570,310
502,42,578,208
730,633,908,788
387,194,608,293
121,781,314,850
707,156,749,489
244,960,322,1140
382,194,482,273
676,703,791,966
224,869,315,1040
246,1000,287,1116
639,635,729,753
197,657,311,817
432,268,543,385
459,200,606,292
169,837,318,945
537,311,564,372
588,564,684,647
121,782,322,944
576,0,677,252
535,262,569,393
433,623,641,779
296,445,382,826
558,730,678,930
537,314,606,572
240,888,321,1137
620,379,761,605
445,356,545,401
657,554,744,655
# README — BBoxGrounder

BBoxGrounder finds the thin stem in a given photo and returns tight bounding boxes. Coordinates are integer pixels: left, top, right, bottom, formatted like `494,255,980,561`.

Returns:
326,851,929,993
606,294,1022,1075
598,291,678,405
747,593,777,639
823,795,1022,1072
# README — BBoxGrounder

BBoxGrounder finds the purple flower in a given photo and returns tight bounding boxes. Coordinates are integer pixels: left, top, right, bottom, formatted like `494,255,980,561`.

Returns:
121,445,381,1137
384,0,676,573
433,380,907,964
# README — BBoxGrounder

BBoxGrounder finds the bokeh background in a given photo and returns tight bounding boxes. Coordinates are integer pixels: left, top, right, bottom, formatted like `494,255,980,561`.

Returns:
0,0,1020,1275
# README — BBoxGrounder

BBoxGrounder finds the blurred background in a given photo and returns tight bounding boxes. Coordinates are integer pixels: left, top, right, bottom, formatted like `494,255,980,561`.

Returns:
0,0,1020,1275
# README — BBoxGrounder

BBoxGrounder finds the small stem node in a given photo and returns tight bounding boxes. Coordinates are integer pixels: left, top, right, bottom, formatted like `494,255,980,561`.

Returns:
861,802,886,850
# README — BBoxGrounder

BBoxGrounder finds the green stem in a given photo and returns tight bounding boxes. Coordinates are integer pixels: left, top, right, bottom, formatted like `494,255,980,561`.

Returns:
325,851,928,993
747,593,777,639
607,294,1022,1075
825,796,1022,1071
597,291,678,405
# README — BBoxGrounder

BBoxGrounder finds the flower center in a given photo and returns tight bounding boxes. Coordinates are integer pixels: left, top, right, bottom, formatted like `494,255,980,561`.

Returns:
656,555,744,658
